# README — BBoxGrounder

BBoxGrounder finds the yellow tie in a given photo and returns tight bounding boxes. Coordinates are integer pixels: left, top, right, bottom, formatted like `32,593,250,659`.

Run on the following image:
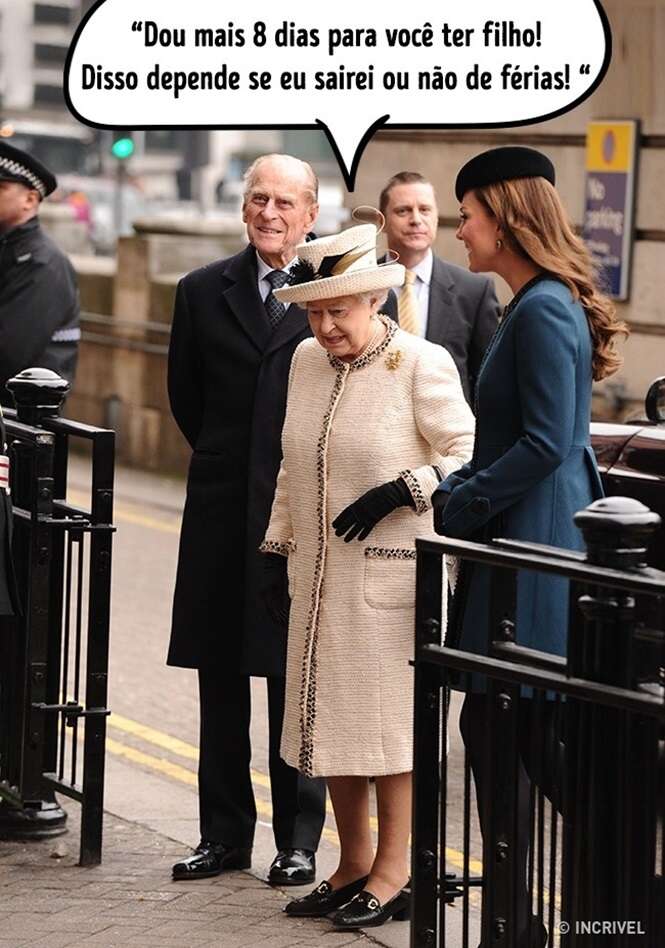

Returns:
398,270,419,335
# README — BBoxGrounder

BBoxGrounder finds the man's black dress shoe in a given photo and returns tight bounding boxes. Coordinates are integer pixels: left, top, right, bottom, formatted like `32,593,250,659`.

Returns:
330,888,410,929
284,875,369,917
268,848,315,886
172,840,252,880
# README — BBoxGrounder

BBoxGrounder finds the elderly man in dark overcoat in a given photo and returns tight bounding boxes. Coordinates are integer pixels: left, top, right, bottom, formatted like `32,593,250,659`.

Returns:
167,154,326,885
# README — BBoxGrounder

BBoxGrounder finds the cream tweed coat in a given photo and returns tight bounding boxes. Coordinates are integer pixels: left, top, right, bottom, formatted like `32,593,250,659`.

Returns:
261,317,475,777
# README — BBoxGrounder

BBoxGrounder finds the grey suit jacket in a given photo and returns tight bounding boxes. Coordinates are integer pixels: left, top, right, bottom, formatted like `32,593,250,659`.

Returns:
383,254,500,406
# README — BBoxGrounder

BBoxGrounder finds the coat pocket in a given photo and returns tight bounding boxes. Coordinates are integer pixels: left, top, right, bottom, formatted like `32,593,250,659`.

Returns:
363,547,416,610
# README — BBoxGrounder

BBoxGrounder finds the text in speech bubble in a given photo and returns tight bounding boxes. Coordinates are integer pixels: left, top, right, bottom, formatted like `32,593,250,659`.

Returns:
65,0,611,190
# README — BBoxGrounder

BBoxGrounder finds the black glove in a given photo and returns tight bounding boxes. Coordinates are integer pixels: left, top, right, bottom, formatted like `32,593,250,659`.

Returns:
332,477,416,542
432,489,451,535
261,552,290,626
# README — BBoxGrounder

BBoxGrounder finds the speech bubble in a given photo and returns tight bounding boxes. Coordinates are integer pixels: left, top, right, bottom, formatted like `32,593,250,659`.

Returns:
65,0,611,191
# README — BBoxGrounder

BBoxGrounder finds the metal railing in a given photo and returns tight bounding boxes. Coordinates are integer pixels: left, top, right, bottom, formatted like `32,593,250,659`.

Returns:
412,496,665,947
0,369,115,865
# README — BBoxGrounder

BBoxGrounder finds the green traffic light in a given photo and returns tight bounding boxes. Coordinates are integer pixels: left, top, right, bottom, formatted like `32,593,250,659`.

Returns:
111,137,135,160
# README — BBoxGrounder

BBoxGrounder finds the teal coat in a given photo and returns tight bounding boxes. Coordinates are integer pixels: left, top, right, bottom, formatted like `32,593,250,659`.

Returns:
434,278,603,674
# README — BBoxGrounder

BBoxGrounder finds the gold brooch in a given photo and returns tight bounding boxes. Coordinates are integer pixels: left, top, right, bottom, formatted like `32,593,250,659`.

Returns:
385,349,403,371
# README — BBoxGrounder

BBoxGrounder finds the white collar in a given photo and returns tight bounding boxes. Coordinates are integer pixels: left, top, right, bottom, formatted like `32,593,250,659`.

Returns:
409,249,433,286
256,251,297,281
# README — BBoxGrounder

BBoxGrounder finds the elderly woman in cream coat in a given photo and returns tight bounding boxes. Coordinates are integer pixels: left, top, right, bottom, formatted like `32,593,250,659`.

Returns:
260,221,474,930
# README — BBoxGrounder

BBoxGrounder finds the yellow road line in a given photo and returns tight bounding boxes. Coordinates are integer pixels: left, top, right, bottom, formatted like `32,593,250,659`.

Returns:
107,712,482,872
110,712,352,825
105,735,340,847
110,713,198,762
68,489,181,535
106,736,197,787
112,507,180,534
109,712,271,792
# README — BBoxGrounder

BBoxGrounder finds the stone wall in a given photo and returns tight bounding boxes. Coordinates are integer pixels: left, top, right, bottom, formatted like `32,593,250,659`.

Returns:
66,218,245,473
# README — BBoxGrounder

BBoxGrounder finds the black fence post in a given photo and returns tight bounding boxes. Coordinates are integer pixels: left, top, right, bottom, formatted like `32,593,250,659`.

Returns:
412,545,444,948
0,369,69,839
79,429,114,866
483,567,521,948
568,496,662,945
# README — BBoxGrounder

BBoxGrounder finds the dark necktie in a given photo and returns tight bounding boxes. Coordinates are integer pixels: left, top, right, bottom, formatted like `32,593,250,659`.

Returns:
264,270,290,329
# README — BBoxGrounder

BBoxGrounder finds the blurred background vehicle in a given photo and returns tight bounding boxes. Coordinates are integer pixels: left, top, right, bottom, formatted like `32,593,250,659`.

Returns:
0,117,99,174
591,377,665,567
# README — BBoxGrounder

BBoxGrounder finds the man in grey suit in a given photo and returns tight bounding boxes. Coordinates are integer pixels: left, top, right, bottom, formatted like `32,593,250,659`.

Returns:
380,171,500,405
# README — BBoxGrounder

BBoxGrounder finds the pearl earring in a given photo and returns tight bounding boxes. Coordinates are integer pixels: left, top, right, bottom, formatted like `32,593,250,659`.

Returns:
496,239,503,251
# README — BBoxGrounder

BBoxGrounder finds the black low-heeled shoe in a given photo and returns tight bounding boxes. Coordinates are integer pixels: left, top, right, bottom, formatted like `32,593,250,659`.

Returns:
330,887,410,929
284,875,369,917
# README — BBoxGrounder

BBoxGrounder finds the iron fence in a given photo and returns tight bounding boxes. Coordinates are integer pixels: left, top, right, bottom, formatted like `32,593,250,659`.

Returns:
412,496,665,948
0,369,115,865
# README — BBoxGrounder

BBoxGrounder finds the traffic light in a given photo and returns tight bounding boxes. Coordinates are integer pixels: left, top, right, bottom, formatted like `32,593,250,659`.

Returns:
111,135,134,160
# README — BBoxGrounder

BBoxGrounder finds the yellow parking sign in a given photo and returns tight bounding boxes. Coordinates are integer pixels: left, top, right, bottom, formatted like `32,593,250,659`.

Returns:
586,121,637,174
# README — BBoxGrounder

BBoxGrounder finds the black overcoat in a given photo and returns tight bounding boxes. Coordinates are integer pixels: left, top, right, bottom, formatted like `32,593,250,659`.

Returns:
166,244,312,675
0,218,79,406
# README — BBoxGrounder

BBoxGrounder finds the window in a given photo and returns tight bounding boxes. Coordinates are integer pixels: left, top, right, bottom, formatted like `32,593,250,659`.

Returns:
33,83,65,107
33,4,73,27
145,130,181,152
34,43,68,66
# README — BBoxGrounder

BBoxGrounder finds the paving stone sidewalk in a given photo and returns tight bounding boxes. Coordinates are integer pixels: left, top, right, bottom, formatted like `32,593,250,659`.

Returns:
0,803,372,948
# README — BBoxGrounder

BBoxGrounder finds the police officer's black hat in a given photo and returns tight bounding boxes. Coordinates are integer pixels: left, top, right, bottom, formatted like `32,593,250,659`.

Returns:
0,140,57,199
455,147,556,202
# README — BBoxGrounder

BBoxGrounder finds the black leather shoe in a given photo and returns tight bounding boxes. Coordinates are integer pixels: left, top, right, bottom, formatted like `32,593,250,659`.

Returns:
172,840,252,881
330,887,410,929
268,848,315,886
284,875,369,917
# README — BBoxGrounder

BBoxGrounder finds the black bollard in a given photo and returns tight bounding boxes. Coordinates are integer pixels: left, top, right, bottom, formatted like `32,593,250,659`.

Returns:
6,367,69,427
574,496,661,571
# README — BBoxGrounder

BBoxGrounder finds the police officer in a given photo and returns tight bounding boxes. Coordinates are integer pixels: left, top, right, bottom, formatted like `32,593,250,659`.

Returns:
0,141,80,407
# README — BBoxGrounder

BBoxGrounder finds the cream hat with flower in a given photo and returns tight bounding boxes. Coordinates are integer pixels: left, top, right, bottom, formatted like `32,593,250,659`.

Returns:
274,218,405,305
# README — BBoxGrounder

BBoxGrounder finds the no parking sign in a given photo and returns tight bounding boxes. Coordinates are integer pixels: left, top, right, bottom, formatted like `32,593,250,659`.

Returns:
583,119,640,301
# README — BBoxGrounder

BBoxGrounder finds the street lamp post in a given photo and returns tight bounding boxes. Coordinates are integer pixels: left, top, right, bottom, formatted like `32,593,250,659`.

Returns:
110,135,135,241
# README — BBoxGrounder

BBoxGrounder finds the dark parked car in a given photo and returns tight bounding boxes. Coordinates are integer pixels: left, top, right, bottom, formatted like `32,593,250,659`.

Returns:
591,377,665,567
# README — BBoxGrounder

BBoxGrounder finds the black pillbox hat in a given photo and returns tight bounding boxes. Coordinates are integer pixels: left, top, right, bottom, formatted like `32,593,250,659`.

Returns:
455,146,556,202
0,140,57,198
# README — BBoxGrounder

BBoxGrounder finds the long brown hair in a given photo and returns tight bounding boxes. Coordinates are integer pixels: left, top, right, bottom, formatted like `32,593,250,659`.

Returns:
475,177,627,381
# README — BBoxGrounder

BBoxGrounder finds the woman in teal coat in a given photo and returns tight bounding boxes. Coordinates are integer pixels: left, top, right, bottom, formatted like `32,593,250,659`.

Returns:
434,146,626,669
433,147,628,946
